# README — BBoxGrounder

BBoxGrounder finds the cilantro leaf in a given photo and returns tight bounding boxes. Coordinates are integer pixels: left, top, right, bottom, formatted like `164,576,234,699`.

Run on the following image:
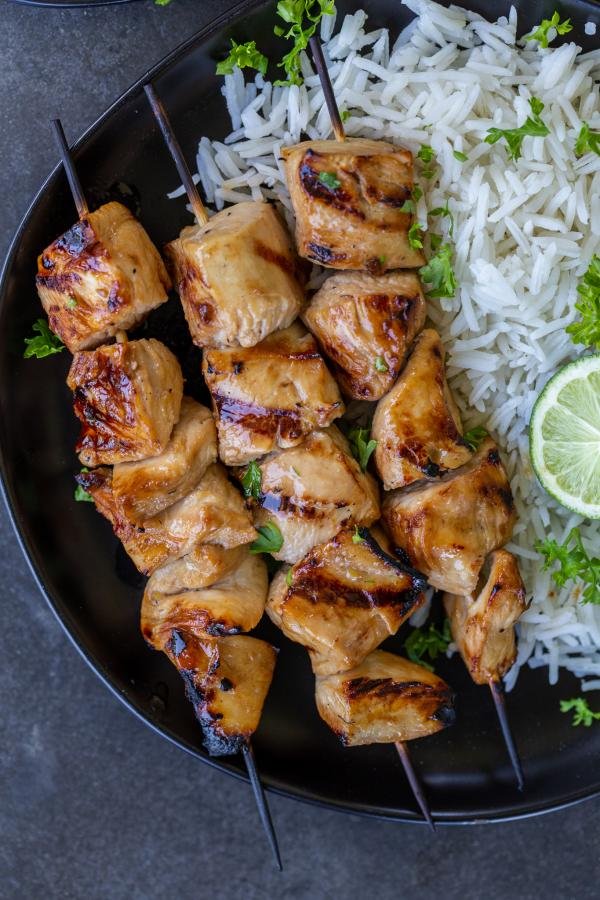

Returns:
340,108,350,123
275,0,336,86
23,319,65,359
347,426,377,472
429,199,454,238
351,525,365,544
525,11,573,49
251,522,284,555
575,122,600,158
318,171,341,189
453,150,468,162
419,244,457,299
241,460,262,500
412,185,423,202
566,255,600,348
216,40,269,77
463,425,488,451
417,144,435,163
398,199,414,214
560,697,600,727
536,527,600,604
374,355,388,373
286,567,294,587
404,619,452,671
485,97,550,161
408,222,424,250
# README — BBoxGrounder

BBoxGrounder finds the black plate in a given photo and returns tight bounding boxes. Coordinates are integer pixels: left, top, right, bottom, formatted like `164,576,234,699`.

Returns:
2,0,600,825
10,0,139,7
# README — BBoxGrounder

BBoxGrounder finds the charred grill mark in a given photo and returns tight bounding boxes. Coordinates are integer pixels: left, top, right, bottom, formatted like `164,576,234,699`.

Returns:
488,448,501,466
35,271,82,293
345,677,421,699
56,219,95,256
107,282,123,313
232,361,244,375
259,492,325,518
360,529,429,590
288,568,421,615
363,182,411,207
75,467,109,491
196,302,214,324
253,239,294,276
431,692,456,725
299,153,365,220
214,395,303,441
306,243,348,265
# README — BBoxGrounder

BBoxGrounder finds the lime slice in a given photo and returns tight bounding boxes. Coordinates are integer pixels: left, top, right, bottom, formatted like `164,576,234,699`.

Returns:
530,354,600,519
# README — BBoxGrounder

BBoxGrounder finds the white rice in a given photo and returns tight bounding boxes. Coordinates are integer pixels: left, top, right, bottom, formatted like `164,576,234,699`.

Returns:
173,2,600,692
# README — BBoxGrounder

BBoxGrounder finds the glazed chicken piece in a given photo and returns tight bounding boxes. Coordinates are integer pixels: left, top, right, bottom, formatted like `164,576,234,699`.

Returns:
267,527,426,675
281,138,424,271
155,632,277,755
112,397,217,522
36,201,171,352
383,438,516,595
203,322,344,466
78,463,256,575
443,550,528,685
165,200,304,349
315,650,455,746
244,426,380,564
67,338,183,467
142,544,268,640
372,329,472,489
303,271,426,400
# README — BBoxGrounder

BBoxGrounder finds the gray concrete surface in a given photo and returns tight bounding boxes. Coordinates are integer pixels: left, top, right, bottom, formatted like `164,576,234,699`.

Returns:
0,1,599,898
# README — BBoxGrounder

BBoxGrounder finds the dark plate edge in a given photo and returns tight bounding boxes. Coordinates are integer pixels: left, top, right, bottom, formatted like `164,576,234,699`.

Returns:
2,0,600,826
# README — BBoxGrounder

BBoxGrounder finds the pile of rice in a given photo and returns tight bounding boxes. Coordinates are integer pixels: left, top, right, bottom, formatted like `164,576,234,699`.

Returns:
171,1,600,691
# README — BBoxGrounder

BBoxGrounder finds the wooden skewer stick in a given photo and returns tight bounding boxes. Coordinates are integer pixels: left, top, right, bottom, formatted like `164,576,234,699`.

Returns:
308,35,346,143
143,83,209,226
488,678,524,792
242,742,283,871
51,118,89,220
394,741,436,833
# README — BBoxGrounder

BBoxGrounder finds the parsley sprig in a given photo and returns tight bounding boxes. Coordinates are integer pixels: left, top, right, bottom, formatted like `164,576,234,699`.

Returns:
241,460,262,500
23,319,65,359
318,171,341,190
463,426,488,452
404,619,451,672
216,40,268,77
560,697,600,727
536,527,600,605
408,222,424,250
566,255,600,348
251,522,284,554
419,244,457,299
274,0,336,86
347,426,377,472
525,11,573,49
575,122,600,158
430,199,454,238
485,97,550,161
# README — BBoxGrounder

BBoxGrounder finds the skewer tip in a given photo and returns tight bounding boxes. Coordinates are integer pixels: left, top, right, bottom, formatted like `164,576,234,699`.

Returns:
394,741,436,833
488,679,525,792
242,742,283,870
51,117,89,220
308,34,346,143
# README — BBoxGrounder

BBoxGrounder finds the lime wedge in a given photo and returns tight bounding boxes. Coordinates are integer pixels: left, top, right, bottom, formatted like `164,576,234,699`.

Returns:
530,355,600,519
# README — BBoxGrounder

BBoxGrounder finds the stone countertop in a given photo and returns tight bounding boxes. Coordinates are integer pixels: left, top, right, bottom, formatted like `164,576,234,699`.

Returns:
0,1,598,897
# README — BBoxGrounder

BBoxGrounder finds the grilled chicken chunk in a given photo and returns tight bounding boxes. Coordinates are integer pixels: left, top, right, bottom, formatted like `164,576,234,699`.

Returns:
142,544,268,640
373,329,471,489
203,322,344,466
282,139,424,271
36,201,170,352
112,397,217,522
267,527,426,675
165,201,304,349
303,271,426,400
157,632,277,755
245,426,380,564
444,550,527,684
67,338,183,467
79,463,256,575
383,438,516,595
315,650,455,746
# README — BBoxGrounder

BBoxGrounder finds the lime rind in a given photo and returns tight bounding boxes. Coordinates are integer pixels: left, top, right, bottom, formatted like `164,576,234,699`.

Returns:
530,354,600,519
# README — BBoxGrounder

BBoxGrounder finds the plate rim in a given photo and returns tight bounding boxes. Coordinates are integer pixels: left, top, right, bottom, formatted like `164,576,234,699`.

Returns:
2,0,600,826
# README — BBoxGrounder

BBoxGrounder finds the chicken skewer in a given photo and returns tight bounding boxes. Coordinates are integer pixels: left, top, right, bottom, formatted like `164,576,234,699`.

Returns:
443,550,528,790
144,82,304,350
142,82,283,868
282,34,423,272
38,120,170,352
